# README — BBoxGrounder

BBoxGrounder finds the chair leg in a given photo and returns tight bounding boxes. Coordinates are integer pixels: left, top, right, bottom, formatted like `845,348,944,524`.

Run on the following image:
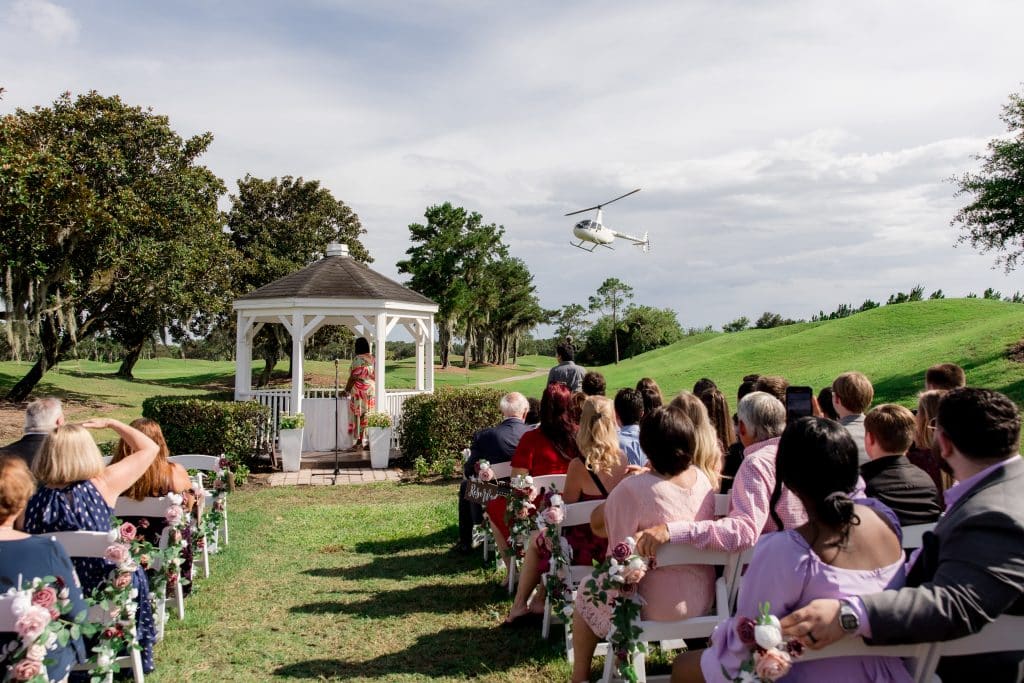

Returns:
175,579,185,619
202,536,210,578
541,595,551,639
601,643,615,682
221,509,229,546
507,559,517,595
155,586,167,641
131,646,145,683
565,626,575,664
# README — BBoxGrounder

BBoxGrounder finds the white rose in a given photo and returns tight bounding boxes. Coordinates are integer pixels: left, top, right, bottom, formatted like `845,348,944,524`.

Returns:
167,492,183,505
754,619,783,650
623,536,638,553
523,475,534,486
26,643,47,661
107,529,119,542
10,593,31,617
549,494,563,506
627,557,646,572
97,653,112,667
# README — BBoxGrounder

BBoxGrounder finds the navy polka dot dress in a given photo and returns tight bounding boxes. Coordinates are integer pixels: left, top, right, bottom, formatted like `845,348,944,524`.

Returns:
24,480,157,673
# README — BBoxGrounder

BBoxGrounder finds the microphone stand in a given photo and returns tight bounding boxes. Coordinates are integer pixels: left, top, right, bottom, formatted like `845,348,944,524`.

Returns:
312,358,342,485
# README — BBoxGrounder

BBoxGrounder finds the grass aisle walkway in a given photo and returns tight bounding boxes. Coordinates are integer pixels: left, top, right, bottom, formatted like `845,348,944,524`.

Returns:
151,484,571,682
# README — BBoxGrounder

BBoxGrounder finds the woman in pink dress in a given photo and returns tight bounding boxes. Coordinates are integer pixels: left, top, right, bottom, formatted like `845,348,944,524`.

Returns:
572,405,717,683
673,417,912,683
342,337,376,448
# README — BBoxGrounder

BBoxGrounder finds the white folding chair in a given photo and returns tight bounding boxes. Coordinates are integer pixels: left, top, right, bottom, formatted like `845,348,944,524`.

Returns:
714,493,730,517
507,474,568,593
480,461,513,567
799,636,932,682
169,454,229,549
46,530,147,683
901,522,936,550
114,497,185,625
102,455,113,465
538,499,606,663
601,543,742,683
919,614,1024,682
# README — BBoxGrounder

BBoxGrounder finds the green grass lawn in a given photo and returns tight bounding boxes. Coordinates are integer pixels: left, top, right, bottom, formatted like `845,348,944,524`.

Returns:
151,483,573,682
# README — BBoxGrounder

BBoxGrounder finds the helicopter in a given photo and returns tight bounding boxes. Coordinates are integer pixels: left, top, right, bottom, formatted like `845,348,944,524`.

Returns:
566,187,650,253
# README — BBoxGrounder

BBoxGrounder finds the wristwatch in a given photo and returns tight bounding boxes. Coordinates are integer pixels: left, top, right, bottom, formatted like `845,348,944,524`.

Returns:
838,600,860,633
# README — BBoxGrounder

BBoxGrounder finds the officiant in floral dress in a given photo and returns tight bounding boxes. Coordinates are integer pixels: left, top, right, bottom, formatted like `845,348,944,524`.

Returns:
342,337,376,448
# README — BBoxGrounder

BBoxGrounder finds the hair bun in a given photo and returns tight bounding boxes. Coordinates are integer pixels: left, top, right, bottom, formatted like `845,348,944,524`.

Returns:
821,490,856,526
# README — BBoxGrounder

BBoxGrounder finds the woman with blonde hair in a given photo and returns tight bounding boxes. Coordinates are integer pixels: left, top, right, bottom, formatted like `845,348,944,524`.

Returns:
906,389,952,494
24,419,161,673
502,395,630,627
111,418,196,594
670,391,723,491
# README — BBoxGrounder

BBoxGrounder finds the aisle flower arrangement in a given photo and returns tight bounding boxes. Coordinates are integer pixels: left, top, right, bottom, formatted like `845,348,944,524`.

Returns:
471,459,496,550
581,536,651,683
90,526,144,680
723,602,803,682
1,576,95,682
504,474,539,560
535,487,574,628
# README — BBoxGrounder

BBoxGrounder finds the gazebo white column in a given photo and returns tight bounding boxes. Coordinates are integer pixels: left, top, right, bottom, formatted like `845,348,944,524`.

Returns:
415,324,426,391
374,311,387,403
289,311,304,416
426,317,435,392
234,315,263,401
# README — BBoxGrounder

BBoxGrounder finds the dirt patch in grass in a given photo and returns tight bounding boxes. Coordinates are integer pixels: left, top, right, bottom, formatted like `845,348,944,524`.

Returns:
0,399,121,443
1007,339,1024,363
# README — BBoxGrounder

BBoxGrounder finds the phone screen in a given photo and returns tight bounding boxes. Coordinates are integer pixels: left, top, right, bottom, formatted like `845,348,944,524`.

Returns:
785,387,814,422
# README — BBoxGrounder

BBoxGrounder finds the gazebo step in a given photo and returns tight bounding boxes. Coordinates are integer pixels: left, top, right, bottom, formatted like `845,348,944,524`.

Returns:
291,449,399,469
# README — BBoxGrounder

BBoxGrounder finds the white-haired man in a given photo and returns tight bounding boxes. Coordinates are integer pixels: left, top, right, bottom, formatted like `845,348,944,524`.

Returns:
456,392,531,554
0,397,66,468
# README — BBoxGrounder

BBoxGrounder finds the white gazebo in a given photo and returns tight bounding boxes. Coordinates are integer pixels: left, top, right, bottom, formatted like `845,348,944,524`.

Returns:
232,242,438,450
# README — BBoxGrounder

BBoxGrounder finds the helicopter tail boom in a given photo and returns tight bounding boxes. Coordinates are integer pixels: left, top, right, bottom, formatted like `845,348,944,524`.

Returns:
611,229,650,253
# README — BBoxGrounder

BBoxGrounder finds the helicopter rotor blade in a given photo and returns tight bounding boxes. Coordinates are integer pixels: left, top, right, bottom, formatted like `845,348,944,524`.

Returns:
564,188,641,216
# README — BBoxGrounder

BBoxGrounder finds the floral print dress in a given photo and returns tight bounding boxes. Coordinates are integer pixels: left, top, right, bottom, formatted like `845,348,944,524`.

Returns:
348,353,376,445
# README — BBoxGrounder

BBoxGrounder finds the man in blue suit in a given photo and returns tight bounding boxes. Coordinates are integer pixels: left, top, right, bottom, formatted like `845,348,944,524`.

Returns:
456,392,531,554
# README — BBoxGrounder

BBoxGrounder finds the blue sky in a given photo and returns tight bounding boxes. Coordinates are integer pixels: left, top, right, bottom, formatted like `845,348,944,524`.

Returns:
3,0,1024,331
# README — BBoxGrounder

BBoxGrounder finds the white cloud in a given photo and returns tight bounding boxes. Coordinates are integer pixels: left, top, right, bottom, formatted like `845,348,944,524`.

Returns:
7,0,77,43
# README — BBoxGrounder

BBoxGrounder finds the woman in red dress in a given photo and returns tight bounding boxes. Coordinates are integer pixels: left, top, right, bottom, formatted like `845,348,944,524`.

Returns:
487,382,579,570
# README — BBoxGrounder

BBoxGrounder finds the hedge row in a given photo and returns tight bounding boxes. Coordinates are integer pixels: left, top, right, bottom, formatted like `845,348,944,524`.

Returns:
396,386,506,465
141,396,269,471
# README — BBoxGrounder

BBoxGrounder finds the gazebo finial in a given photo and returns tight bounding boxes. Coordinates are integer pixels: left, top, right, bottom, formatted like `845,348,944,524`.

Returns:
325,242,349,258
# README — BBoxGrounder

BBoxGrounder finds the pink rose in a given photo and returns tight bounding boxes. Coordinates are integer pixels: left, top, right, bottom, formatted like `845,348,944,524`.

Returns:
104,543,131,566
113,572,133,590
15,604,51,640
736,616,756,645
31,586,57,609
167,571,179,587
754,648,792,681
213,500,225,512
619,566,647,584
478,467,494,482
611,542,632,562
165,505,183,525
48,606,60,620
119,522,137,542
11,658,42,681
541,505,564,525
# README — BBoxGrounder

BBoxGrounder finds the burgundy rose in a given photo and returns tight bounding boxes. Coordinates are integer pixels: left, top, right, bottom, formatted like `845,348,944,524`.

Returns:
786,639,805,657
736,616,756,645
31,586,57,609
102,625,123,639
219,457,231,469
11,659,42,681
167,572,179,587
611,542,631,562
137,518,150,529
619,581,638,597
54,576,65,589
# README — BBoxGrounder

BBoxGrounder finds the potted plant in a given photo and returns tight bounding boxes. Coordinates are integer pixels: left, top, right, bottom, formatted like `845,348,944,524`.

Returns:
365,412,392,469
278,412,305,472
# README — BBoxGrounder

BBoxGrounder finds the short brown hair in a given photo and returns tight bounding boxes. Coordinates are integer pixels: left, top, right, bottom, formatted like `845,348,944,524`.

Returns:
865,404,915,454
0,456,36,520
925,363,966,391
832,372,874,414
753,375,789,403
938,388,1020,461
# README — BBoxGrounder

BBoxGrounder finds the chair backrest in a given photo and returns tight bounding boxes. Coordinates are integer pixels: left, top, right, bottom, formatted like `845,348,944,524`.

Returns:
656,541,736,568
101,455,113,465
489,461,513,479
714,493,730,517
114,496,175,518
0,593,18,630
168,455,222,472
533,474,567,493
562,499,604,528
926,614,1024,660
901,522,936,550
46,530,115,559
799,637,931,681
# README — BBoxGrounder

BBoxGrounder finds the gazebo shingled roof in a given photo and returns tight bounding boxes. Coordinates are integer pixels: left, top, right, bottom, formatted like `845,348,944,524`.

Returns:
237,253,435,306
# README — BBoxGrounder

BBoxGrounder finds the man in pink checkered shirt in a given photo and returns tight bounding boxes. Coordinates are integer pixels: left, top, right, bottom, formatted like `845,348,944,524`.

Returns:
635,391,807,556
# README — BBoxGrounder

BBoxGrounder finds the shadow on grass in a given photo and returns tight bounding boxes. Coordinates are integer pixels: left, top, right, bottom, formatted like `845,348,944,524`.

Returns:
292,582,486,617
349,526,457,554
303,544,491,582
272,625,564,679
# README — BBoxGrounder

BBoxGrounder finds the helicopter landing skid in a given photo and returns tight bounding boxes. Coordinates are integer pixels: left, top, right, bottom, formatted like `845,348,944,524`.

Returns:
570,240,613,252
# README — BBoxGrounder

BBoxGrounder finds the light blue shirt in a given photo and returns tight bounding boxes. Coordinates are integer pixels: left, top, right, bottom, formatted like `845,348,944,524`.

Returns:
618,424,646,467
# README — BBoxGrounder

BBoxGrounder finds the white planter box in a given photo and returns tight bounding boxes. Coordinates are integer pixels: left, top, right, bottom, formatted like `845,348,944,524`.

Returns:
368,427,391,469
280,428,304,472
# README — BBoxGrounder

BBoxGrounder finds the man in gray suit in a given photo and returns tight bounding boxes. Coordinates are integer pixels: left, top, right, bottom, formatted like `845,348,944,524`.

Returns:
782,387,1024,681
0,397,65,469
547,340,585,392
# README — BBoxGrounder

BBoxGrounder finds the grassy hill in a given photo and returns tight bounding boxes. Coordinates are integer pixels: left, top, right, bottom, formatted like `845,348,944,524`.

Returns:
502,298,1024,408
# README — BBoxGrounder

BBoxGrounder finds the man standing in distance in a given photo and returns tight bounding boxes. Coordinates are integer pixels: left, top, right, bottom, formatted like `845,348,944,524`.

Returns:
547,339,586,393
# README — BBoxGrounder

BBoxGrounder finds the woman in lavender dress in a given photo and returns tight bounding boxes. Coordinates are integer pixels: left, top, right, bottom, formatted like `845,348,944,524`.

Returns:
25,419,160,674
674,417,913,683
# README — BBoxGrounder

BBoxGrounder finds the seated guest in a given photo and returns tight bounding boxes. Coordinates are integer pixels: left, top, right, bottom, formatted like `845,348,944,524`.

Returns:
525,397,541,426
581,371,606,397
614,388,646,467
817,386,840,420
572,406,717,682
925,362,966,391
692,377,717,395
457,393,530,553
570,390,587,422
861,405,942,525
636,377,663,403
669,392,723,492
906,390,952,493
674,418,911,683
548,340,586,392
753,375,789,404
486,383,579,571
782,388,1024,682
25,419,160,673
0,456,88,682
111,418,197,593
502,396,629,626
639,386,663,417
831,371,874,465
634,392,805,557
698,388,735,491
0,397,65,469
